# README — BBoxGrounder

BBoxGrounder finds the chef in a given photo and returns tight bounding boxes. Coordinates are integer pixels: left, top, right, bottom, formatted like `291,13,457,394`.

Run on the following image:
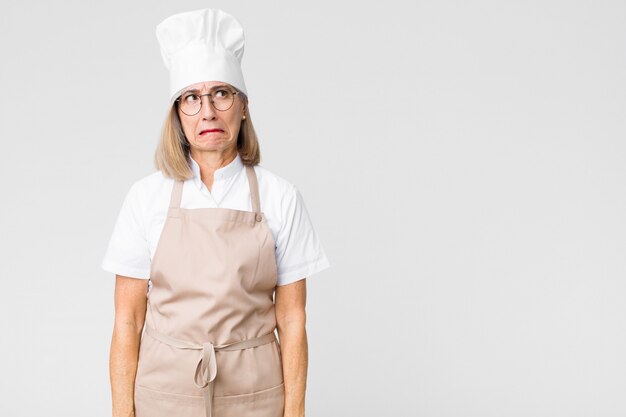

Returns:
101,8,330,417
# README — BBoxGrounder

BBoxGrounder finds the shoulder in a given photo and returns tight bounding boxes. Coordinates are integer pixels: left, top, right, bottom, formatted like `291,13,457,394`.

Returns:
252,163,314,224
123,170,173,212
252,163,296,198
133,169,172,191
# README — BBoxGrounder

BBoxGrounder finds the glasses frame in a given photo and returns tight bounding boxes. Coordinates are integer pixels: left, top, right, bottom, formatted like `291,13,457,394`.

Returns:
175,88,240,116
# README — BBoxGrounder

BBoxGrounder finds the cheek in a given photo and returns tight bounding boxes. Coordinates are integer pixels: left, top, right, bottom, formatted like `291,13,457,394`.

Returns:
179,116,196,136
228,119,241,136
227,111,243,131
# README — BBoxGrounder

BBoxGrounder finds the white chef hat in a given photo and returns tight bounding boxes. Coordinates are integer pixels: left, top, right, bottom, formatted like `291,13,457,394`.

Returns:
156,8,248,105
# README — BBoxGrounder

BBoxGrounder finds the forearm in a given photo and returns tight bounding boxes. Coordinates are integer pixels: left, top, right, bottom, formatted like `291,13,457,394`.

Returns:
110,322,142,417
277,321,308,417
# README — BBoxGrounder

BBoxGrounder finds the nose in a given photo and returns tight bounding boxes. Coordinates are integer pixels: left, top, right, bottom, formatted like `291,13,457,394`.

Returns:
200,94,217,119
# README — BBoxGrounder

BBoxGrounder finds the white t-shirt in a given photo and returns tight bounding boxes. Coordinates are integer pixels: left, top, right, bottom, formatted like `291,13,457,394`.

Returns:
101,152,330,287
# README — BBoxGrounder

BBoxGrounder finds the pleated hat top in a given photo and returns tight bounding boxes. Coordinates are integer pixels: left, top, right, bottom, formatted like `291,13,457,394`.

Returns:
156,8,248,105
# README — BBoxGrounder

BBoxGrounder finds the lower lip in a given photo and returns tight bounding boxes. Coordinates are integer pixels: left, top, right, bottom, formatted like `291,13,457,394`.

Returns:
200,130,223,135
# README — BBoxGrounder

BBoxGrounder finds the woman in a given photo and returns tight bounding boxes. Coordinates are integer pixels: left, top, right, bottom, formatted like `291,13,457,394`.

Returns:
101,8,330,417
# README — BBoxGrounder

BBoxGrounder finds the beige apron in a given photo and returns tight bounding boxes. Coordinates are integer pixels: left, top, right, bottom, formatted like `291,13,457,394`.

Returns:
134,164,285,417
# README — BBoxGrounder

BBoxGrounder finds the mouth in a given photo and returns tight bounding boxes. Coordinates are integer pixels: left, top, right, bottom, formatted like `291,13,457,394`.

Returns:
199,129,224,135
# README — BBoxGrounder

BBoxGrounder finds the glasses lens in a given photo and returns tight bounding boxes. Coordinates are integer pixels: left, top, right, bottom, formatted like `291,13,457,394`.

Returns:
213,90,234,111
180,93,201,115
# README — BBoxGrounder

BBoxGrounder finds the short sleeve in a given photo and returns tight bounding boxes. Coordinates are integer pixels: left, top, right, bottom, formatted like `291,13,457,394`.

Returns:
275,184,331,286
101,181,151,279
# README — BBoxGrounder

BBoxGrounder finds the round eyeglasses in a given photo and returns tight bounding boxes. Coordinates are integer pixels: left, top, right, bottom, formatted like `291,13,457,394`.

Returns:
175,88,240,116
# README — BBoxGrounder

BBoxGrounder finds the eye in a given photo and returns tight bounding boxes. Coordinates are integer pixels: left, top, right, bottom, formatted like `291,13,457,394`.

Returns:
214,89,231,98
183,93,199,103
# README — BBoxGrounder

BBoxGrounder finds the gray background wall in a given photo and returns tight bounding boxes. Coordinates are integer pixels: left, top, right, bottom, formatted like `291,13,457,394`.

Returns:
1,0,624,416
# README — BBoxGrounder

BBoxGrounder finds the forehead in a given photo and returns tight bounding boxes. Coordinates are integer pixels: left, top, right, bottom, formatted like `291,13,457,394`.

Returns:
182,81,232,92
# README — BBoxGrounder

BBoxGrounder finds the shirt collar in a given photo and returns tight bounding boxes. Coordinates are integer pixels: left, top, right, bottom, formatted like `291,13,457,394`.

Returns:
188,152,244,190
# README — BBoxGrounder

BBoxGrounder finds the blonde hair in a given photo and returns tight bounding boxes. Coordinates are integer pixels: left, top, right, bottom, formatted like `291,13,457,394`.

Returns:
154,90,261,180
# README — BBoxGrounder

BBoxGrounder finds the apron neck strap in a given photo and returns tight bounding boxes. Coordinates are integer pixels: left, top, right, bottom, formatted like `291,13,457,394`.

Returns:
170,179,184,209
245,165,261,214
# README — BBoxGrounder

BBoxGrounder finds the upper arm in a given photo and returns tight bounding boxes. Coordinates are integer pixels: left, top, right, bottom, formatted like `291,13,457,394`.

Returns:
113,275,149,331
101,181,152,279
274,184,330,287
275,278,307,328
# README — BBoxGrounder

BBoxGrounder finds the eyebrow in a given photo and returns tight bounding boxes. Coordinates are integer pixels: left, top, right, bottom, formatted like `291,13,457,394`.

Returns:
183,84,231,94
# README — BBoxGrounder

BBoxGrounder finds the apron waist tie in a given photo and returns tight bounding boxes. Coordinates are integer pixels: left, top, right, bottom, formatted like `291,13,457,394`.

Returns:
144,325,277,417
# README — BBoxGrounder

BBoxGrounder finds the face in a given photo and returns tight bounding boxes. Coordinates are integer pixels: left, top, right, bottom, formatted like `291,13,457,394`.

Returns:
176,81,246,153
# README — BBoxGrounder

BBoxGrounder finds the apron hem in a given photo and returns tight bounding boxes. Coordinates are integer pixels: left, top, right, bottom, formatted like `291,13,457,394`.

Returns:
135,382,284,406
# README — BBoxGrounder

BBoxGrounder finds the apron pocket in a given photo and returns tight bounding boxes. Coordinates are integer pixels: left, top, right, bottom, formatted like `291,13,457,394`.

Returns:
214,382,284,416
134,384,204,417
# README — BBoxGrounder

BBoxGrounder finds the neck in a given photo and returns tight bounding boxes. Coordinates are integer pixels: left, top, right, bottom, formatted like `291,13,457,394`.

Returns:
190,148,237,192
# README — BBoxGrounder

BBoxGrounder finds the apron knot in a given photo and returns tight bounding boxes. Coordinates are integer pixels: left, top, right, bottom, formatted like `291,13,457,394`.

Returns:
194,342,218,388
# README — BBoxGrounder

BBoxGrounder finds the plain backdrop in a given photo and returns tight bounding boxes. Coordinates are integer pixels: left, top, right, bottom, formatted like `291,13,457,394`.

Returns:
1,1,624,416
